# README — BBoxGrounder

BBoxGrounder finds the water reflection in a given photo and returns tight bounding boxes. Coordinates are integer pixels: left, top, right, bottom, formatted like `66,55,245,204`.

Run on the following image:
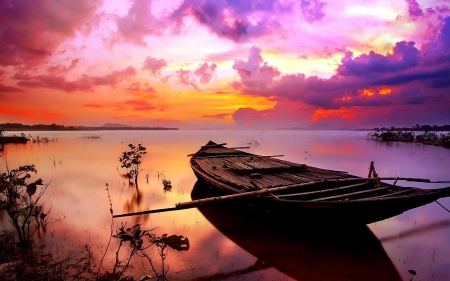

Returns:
191,181,402,281
1,130,450,280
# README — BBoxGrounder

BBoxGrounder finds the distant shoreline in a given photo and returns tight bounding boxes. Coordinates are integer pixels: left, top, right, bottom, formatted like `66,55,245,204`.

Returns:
0,122,178,131
2,128,179,131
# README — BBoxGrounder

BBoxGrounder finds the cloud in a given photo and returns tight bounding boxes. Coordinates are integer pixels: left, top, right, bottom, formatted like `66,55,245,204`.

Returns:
106,0,290,43
127,82,156,93
194,63,217,83
14,66,137,93
142,56,167,76
300,0,326,22
406,0,424,20
202,113,231,119
175,69,198,89
47,59,79,75
114,0,167,45
84,104,103,108
170,0,290,42
232,46,281,91
123,100,158,111
336,41,420,76
0,83,23,92
231,17,450,123
232,101,315,129
0,0,101,66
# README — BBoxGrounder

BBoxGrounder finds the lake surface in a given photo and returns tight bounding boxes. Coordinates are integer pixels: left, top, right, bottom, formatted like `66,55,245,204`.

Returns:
1,130,450,280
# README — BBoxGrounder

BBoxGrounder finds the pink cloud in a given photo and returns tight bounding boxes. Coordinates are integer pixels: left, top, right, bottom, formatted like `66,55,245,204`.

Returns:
114,0,167,45
142,56,167,76
126,82,156,93
175,69,197,89
194,63,217,83
0,0,101,66
232,46,281,91
47,59,79,75
14,66,137,92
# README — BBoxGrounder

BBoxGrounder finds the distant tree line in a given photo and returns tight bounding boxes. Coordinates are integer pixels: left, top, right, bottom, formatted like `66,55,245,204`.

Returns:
0,122,178,131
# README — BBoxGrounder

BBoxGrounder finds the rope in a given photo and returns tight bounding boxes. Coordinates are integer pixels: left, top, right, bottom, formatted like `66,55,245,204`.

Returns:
436,200,450,214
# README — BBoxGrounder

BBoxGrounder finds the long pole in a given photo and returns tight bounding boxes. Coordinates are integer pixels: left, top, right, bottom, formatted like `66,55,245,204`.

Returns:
113,176,450,218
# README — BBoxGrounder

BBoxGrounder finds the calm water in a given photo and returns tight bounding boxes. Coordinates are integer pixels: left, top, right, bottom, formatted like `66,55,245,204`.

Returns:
1,130,450,281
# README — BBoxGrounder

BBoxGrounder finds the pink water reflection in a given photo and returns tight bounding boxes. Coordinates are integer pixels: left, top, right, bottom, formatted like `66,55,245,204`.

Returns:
1,130,450,280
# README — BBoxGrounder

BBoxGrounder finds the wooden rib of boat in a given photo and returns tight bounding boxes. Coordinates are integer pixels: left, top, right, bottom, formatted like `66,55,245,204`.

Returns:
189,140,450,224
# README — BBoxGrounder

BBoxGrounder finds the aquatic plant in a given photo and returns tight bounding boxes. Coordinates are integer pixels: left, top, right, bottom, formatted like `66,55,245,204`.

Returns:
119,143,147,189
99,183,189,281
80,133,102,139
367,129,450,148
0,163,51,246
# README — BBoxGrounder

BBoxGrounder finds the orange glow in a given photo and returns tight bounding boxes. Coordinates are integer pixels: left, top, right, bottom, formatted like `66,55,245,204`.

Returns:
361,89,375,97
359,87,392,97
379,87,392,95
312,107,357,121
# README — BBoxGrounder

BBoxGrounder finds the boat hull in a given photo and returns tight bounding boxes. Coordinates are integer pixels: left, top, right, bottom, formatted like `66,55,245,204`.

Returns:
192,170,449,224
190,141,450,224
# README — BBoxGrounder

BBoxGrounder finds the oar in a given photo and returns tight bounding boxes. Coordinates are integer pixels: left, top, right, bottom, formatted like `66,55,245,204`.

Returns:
113,176,450,218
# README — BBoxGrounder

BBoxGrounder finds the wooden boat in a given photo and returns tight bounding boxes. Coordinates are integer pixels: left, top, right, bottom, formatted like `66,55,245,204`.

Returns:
188,141,450,224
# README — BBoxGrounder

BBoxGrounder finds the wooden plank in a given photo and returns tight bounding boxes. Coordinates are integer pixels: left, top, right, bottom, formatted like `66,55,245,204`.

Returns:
277,182,370,198
361,188,414,199
311,186,391,201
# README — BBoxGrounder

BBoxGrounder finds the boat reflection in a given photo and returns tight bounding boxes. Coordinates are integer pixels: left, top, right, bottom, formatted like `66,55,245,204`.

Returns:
191,181,402,281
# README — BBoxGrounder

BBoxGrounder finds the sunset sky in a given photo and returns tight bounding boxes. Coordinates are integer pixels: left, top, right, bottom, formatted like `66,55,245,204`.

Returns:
1,0,450,129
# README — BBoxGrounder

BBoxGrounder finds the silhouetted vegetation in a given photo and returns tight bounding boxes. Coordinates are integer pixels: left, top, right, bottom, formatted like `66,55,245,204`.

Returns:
0,163,51,246
0,130,28,148
119,144,147,189
367,126,450,148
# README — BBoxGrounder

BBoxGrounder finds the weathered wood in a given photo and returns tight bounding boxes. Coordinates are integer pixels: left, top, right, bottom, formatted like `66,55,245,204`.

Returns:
311,186,391,201
195,154,284,159
363,188,414,199
277,182,370,198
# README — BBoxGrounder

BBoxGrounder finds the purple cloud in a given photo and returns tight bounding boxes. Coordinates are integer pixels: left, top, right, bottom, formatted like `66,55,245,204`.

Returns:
300,0,326,23
231,17,450,115
406,0,424,20
337,41,420,76
169,0,292,42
